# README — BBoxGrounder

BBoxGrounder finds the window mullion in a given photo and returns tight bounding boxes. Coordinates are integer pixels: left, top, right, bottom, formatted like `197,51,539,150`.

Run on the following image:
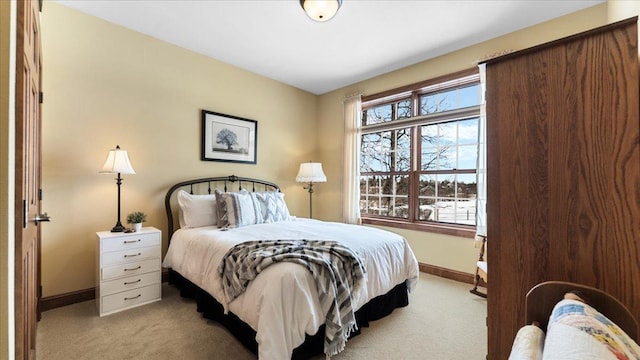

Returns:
409,125,419,222
409,93,418,222
411,91,419,118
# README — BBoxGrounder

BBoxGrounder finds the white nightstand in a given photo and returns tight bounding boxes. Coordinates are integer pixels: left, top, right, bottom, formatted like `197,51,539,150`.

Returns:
96,227,162,316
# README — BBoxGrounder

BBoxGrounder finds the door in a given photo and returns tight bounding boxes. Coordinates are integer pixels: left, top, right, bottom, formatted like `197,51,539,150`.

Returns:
15,0,44,359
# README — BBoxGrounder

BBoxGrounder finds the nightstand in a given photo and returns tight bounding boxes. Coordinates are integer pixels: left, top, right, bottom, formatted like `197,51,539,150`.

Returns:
96,227,162,316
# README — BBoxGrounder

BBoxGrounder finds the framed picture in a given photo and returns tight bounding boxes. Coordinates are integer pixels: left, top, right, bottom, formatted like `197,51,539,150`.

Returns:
201,110,257,164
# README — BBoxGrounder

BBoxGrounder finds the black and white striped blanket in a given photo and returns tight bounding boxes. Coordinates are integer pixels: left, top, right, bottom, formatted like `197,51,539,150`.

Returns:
218,239,367,358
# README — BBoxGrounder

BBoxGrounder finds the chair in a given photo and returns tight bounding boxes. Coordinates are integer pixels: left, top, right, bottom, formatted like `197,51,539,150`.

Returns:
470,235,487,298
525,281,638,340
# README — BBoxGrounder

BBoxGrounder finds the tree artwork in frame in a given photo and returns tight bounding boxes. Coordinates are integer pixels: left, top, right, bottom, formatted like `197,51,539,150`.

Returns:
201,110,257,164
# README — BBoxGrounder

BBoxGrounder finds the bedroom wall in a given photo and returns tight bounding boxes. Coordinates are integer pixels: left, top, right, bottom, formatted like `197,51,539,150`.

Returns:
608,1,640,23
314,3,610,274
40,3,317,297
38,1,632,299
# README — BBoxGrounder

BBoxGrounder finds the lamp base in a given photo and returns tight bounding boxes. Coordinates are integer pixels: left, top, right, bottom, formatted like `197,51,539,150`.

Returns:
110,222,126,232
305,182,314,219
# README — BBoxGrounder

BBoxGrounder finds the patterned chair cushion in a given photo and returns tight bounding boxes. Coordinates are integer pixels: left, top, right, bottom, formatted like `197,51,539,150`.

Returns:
543,299,640,360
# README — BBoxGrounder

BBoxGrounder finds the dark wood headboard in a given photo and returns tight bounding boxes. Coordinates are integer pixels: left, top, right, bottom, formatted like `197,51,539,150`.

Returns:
164,175,280,240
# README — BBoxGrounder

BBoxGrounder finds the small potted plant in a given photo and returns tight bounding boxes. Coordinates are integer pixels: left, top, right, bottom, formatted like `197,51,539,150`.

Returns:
126,211,147,232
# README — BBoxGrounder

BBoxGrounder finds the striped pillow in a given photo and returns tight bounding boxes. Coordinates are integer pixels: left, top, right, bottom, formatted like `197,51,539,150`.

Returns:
216,190,262,228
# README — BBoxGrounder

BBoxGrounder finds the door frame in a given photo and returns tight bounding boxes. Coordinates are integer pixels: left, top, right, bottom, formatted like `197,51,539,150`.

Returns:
1,1,18,358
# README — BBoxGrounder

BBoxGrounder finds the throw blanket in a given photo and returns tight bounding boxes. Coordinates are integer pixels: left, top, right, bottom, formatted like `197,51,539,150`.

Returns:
545,299,640,360
218,239,367,358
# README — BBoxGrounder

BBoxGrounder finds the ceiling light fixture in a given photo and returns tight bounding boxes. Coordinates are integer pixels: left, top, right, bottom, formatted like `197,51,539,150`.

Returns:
300,0,342,22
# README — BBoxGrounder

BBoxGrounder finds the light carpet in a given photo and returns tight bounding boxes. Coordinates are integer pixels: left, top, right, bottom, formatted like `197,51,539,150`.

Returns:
36,273,487,359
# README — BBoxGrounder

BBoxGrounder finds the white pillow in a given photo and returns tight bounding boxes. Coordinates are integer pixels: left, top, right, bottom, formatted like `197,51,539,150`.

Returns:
218,190,262,228
254,191,291,223
176,190,218,228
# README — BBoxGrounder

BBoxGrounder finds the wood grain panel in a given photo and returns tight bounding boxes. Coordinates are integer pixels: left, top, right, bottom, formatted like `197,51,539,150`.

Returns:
485,18,639,360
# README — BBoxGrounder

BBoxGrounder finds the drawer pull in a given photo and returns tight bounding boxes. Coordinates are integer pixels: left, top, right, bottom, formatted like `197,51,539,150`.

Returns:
124,294,141,301
124,253,141,258
124,266,141,272
124,279,141,285
123,239,141,244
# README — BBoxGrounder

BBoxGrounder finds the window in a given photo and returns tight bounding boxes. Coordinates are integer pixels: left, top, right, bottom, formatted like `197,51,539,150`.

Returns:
359,69,480,236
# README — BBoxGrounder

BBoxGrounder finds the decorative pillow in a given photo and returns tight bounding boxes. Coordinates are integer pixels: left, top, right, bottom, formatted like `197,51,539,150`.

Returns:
218,190,262,228
254,191,291,223
214,189,228,227
176,190,217,228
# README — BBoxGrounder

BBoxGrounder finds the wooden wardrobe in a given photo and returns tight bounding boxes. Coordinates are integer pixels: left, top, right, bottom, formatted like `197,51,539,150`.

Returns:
484,17,640,359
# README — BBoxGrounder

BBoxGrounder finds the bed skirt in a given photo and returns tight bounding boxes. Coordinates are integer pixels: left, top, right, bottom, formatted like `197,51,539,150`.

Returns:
168,268,410,359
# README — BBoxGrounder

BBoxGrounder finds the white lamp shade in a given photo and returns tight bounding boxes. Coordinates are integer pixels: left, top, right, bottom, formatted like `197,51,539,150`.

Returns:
296,162,327,183
300,0,342,22
100,145,136,174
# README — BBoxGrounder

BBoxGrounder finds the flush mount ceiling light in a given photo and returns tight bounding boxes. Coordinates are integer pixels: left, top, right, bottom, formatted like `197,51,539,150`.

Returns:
300,0,342,22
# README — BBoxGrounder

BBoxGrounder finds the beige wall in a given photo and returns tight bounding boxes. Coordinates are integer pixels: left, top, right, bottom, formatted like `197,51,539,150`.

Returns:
608,0,640,22
315,3,611,273
36,1,638,300
0,0,631,356
40,3,317,297
1,0,16,357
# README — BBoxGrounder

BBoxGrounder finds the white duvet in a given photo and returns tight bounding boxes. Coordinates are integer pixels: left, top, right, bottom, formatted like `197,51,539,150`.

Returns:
162,218,419,360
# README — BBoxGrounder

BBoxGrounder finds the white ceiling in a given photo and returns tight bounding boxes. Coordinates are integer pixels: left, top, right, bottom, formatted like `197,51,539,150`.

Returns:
55,0,605,95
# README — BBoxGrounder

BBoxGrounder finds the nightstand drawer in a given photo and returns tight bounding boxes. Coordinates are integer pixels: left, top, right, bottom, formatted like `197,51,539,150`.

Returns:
101,284,161,315
100,270,160,296
101,245,161,266
101,232,160,253
101,258,160,281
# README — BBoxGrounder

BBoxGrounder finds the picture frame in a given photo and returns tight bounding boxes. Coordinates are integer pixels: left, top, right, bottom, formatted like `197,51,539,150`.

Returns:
201,110,257,164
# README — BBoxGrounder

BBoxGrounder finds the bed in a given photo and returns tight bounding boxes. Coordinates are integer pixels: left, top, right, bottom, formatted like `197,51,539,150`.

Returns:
162,175,420,360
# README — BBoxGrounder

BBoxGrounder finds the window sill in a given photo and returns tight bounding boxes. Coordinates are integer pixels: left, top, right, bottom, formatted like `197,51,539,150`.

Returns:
361,217,475,238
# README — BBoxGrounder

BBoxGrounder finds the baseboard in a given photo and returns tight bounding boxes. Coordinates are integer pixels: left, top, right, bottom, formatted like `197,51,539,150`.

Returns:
40,288,95,312
419,262,487,287
42,266,480,312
